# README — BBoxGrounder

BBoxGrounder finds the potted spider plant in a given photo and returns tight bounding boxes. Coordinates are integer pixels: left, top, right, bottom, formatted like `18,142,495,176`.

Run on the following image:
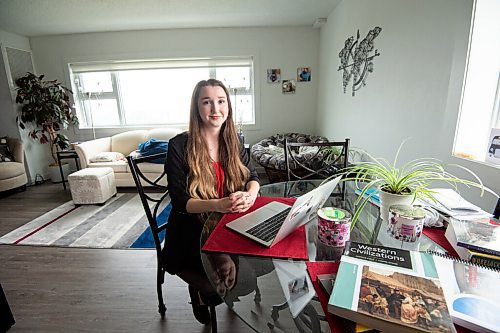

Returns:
334,140,497,229
15,72,79,182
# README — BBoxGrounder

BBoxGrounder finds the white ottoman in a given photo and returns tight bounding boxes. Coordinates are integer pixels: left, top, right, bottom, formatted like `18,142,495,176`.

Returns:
68,167,117,205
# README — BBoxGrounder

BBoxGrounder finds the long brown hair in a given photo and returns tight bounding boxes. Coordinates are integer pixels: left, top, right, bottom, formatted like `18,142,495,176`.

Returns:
186,79,249,199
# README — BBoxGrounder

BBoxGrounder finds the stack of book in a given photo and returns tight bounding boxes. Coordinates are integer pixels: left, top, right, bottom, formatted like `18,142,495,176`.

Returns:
445,216,500,270
326,242,500,333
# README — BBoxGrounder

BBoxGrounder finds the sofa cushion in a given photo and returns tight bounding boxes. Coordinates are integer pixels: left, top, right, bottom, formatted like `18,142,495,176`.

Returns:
111,130,147,155
89,152,126,163
137,162,165,174
75,137,112,168
145,128,183,141
87,160,128,173
0,162,25,179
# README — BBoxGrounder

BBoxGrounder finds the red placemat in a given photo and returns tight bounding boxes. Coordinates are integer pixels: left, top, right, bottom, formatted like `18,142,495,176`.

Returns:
305,261,345,333
202,196,309,260
422,227,459,257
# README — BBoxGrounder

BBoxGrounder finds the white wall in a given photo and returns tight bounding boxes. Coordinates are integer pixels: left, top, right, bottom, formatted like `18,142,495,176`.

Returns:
29,27,321,146
0,29,49,183
316,0,499,211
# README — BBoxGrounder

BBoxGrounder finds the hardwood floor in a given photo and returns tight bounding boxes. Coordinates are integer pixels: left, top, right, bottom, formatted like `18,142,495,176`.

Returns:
0,183,252,332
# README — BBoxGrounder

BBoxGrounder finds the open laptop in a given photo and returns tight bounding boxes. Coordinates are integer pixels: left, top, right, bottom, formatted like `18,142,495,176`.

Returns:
225,176,341,247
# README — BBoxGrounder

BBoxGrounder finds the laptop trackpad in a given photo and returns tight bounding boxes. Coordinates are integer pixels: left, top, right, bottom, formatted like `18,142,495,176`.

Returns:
228,201,289,231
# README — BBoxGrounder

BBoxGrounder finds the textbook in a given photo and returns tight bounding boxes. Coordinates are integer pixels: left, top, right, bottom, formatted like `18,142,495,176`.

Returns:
328,242,500,333
328,242,456,333
448,216,500,257
445,222,500,270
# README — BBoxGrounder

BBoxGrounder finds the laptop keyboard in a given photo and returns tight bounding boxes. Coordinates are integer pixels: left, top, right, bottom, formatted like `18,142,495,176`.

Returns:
246,207,292,243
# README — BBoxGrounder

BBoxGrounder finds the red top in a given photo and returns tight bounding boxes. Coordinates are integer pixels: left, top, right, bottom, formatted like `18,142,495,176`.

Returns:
213,161,225,198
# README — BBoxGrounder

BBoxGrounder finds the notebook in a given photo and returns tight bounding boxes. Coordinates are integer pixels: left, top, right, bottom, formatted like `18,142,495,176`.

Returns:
226,176,341,247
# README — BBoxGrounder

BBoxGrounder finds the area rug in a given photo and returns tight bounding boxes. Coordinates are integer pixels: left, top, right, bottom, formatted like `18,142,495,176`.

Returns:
0,193,170,249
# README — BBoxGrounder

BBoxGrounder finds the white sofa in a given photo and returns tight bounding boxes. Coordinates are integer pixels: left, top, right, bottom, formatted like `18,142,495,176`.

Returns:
74,128,183,187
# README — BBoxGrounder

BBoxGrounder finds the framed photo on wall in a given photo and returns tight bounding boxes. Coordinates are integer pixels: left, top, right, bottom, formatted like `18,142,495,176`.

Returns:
282,80,296,94
267,68,281,83
297,67,311,82
486,128,500,165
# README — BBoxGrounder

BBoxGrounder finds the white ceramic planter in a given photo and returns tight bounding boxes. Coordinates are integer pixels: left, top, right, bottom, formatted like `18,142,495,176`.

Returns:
379,189,414,222
48,163,70,183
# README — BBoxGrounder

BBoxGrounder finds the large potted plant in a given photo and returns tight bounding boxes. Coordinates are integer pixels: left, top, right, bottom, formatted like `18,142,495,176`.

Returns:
336,141,498,228
15,72,79,181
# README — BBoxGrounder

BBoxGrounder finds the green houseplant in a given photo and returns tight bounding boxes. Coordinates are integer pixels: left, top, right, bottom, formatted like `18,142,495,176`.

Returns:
15,72,79,166
334,140,498,229
322,146,342,164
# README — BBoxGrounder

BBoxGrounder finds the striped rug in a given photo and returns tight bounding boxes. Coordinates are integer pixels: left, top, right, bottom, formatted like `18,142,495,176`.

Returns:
0,193,170,249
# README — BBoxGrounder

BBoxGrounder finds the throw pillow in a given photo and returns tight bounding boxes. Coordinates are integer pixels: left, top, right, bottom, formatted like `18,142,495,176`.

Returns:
0,136,14,162
89,152,126,163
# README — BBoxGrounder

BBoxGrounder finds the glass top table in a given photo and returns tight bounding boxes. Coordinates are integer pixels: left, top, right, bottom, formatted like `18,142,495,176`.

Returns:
200,180,445,332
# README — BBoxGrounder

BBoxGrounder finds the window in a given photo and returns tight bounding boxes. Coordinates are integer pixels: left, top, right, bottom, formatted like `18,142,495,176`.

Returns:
69,57,254,128
453,0,500,166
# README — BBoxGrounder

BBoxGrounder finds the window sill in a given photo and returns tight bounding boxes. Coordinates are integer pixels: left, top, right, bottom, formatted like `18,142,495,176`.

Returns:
452,155,500,170
77,124,187,130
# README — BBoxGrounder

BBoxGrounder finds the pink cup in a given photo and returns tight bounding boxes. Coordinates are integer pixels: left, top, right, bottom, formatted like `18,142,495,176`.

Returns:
387,204,426,242
317,207,352,247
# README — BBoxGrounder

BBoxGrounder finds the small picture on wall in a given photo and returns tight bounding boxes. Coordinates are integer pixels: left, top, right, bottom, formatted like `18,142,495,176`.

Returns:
282,80,296,94
297,67,311,82
267,68,281,83
486,128,500,165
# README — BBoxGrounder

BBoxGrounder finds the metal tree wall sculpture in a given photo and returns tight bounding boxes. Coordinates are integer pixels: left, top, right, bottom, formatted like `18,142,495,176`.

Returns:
338,27,382,96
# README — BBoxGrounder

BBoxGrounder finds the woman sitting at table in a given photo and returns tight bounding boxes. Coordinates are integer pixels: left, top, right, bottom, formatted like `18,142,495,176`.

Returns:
162,79,260,325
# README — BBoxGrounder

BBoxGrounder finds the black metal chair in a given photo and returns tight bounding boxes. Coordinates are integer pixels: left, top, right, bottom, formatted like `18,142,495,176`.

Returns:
127,153,218,332
494,198,500,219
284,138,350,197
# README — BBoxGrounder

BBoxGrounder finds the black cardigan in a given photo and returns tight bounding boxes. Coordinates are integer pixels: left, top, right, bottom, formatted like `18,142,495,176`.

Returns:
162,131,259,274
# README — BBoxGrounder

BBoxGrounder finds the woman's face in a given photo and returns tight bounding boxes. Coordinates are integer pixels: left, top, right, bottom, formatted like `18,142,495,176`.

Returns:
197,85,229,129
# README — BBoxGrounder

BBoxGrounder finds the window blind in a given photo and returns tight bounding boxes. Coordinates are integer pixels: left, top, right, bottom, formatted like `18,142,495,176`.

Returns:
70,57,253,73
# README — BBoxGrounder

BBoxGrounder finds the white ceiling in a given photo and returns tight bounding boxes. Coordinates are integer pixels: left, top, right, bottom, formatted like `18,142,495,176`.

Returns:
0,0,341,37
